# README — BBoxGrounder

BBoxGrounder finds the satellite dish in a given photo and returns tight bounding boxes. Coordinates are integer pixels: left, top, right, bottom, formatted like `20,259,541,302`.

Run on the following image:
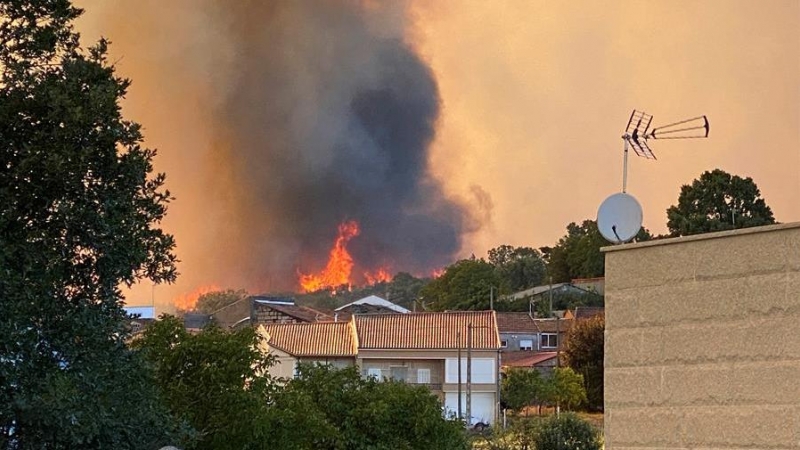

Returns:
597,192,643,244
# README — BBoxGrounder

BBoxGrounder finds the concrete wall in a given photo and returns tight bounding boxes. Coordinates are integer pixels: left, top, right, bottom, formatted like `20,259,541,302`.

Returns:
603,223,800,449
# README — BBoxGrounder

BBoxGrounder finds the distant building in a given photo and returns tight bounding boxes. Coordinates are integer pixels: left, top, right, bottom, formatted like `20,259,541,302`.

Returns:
334,295,410,317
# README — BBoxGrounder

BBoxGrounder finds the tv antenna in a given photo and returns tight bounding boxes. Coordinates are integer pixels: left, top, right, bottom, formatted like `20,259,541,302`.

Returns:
620,110,709,192
598,110,710,244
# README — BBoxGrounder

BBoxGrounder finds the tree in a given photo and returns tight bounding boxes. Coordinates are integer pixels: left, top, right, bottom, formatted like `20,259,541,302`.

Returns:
135,316,276,450
501,368,546,414
421,258,500,310
667,169,776,236
545,367,587,411
488,245,546,293
562,314,605,411
0,2,179,448
544,220,650,283
273,363,469,450
193,289,249,314
386,272,428,309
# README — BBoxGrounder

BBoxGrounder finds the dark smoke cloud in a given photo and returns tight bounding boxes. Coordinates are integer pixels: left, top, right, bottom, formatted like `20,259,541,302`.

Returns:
201,1,478,289
79,0,485,295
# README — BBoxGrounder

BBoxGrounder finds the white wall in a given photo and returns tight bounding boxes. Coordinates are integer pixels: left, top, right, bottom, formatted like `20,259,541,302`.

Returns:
445,358,495,384
444,392,495,425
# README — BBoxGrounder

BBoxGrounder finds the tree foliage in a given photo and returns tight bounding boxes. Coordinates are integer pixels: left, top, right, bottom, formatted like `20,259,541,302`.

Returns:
422,258,500,310
0,1,178,447
667,169,775,236
543,220,650,283
545,367,587,411
271,363,469,450
386,271,428,309
488,245,547,293
533,413,602,450
193,289,249,314
563,314,605,411
134,316,277,450
501,368,546,413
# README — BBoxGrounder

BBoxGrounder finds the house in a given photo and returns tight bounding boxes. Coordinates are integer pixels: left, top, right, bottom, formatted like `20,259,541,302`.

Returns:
495,312,539,351
260,321,358,379
502,351,559,373
355,311,501,426
334,295,410,316
209,296,332,329
532,317,572,352
251,296,333,325
124,305,156,336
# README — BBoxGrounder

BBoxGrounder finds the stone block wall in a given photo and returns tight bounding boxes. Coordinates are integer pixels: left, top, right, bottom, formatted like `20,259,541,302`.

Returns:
603,223,800,449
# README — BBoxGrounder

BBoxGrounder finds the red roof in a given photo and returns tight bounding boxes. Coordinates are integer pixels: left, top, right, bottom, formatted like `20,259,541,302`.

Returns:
496,312,537,333
261,321,357,357
354,311,500,350
502,351,558,368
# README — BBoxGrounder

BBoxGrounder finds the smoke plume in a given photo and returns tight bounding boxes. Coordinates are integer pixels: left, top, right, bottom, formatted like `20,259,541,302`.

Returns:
79,1,482,298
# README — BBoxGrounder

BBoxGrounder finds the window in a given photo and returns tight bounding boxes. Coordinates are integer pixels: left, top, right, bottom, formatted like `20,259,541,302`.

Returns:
541,333,558,348
367,368,382,379
390,366,408,382
500,340,508,348
417,368,431,384
520,339,533,351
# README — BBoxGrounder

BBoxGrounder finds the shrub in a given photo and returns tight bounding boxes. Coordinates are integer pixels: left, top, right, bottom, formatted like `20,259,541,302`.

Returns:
533,413,601,450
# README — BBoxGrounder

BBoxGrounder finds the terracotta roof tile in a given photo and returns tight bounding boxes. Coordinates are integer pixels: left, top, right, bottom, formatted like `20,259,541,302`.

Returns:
502,351,558,368
533,318,573,333
261,321,357,357
496,312,537,333
263,303,333,322
355,311,500,350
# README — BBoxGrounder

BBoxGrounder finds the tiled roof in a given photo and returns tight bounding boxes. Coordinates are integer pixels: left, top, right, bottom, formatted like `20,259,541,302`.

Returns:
261,321,357,357
496,312,537,333
354,311,500,350
573,306,604,319
534,318,573,333
262,302,333,322
502,351,558,368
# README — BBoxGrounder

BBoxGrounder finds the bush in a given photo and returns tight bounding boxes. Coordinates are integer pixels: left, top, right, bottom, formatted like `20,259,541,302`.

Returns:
533,413,601,450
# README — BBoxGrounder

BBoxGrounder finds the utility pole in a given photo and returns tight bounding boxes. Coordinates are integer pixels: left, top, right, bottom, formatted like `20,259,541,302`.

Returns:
457,331,462,421
466,323,472,425
548,276,553,317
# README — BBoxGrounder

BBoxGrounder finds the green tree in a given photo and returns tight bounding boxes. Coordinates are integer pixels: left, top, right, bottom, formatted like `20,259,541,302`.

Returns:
421,258,500,310
386,271,429,309
563,314,605,411
544,220,650,283
0,1,180,448
667,168,776,236
193,288,249,314
545,367,587,411
501,368,546,414
533,413,602,450
488,245,547,293
135,316,276,450
274,363,469,450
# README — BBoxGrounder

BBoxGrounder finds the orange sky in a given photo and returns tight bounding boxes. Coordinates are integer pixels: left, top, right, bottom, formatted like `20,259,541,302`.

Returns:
76,1,799,310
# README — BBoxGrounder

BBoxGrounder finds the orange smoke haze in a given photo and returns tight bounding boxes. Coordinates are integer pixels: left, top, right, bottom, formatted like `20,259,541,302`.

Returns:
75,1,799,313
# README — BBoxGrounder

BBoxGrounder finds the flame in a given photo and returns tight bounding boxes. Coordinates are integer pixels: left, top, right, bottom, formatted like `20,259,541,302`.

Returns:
299,220,360,292
173,284,220,311
431,268,445,279
364,267,392,285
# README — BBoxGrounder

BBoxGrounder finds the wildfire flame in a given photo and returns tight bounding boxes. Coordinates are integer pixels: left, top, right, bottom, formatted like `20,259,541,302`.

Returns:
364,267,392,285
299,220,360,292
431,268,445,279
173,284,220,311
